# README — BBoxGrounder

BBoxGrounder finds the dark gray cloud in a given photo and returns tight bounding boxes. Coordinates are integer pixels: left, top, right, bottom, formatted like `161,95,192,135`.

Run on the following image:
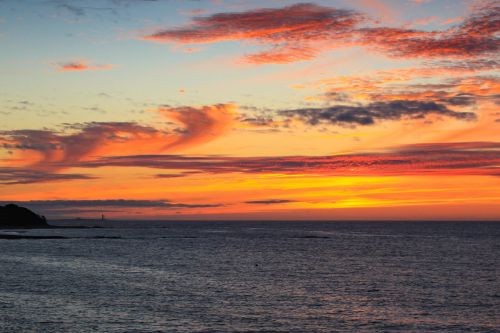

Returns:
245,199,295,205
279,100,476,126
58,3,86,16
53,1,144,17
0,199,223,218
1,199,169,208
439,94,477,106
0,199,220,209
41,0,162,21
424,58,500,72
240,116,277,127
0,167,93,185
155,173,188,178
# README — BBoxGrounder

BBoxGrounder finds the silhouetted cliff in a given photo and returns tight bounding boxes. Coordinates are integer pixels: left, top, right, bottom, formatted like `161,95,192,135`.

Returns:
0,204,49,228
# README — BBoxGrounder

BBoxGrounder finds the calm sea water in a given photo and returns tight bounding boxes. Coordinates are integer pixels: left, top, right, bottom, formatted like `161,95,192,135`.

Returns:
0,221,499,332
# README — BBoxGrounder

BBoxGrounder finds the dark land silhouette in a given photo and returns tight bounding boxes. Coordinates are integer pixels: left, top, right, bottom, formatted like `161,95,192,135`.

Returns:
0,204,49,228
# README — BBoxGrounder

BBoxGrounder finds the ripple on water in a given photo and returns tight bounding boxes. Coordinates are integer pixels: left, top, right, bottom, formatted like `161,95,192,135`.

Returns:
0,221,499,332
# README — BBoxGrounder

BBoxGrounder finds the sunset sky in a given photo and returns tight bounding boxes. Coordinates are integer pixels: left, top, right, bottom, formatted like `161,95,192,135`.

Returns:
0,0,499,220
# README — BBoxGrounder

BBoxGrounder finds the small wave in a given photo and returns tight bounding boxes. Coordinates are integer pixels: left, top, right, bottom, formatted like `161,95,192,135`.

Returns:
0,235,122,240
290,235,330,239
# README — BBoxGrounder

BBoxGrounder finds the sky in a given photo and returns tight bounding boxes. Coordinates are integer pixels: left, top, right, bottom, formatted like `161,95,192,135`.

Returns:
0,0,499,220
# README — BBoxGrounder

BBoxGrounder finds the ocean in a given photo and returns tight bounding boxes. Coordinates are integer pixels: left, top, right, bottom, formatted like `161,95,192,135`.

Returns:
0,221,499,332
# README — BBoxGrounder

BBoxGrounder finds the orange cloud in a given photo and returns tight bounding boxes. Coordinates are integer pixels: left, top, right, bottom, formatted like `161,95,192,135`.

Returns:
361,2,499,58
244,45,317,64
315,64,499,106
0,123,166,169
142,1,499,64
440,17,463,26
144,3,360,44
354,0,396,22
1,104,237,169
143,3,361,64
156,103,236,151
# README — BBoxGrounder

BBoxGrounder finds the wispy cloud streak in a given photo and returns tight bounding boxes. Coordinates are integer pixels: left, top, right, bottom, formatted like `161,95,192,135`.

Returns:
0,199,223,217
78,142,500,177
55,61,113,71
0,199,221,209
0,167,93,185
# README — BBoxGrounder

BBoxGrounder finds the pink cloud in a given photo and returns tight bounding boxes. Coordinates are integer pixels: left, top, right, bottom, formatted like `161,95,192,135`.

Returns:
55,61,113,72
142,2,499,64
143,3,362,64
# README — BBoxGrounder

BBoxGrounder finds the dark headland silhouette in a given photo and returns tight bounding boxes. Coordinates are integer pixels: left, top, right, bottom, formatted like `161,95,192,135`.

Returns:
0,204,105,239
0,204,49,228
